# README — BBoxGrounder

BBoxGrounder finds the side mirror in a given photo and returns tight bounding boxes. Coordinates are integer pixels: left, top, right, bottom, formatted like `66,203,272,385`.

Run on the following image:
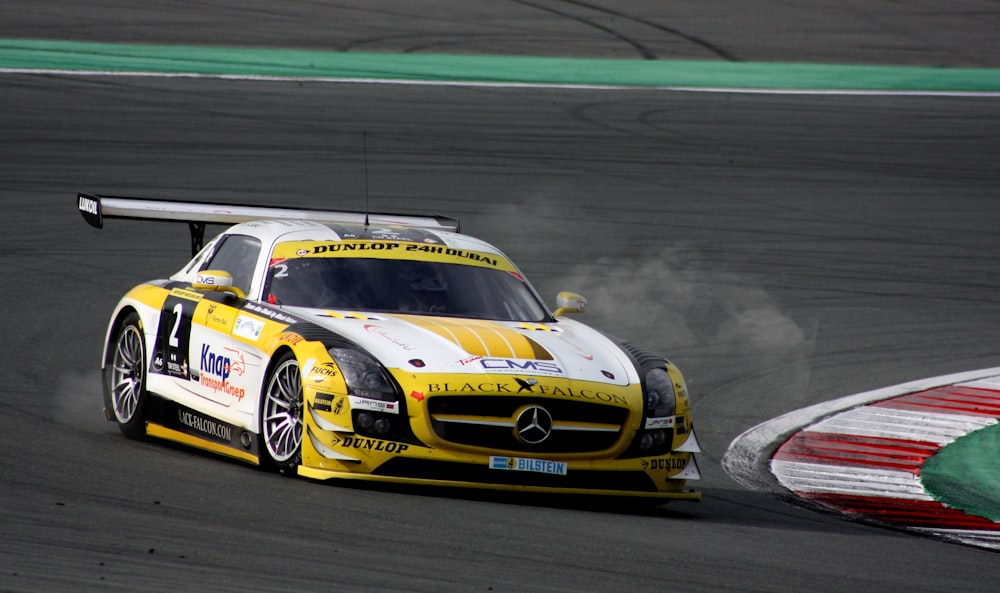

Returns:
553,291,587,317
192,269,246,299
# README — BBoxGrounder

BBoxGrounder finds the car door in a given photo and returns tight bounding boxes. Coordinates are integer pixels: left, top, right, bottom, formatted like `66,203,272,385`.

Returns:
184,234,265,410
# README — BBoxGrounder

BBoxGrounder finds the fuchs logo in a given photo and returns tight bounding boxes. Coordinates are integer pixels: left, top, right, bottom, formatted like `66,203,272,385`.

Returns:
479,358,564,375
199,345,246,400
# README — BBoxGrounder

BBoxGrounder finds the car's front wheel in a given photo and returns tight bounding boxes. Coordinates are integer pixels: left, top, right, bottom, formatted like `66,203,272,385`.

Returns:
260,352,303,474
108,312,148,439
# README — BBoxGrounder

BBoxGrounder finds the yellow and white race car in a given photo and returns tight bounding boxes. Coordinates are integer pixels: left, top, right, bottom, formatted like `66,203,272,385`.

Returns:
79,193,700,501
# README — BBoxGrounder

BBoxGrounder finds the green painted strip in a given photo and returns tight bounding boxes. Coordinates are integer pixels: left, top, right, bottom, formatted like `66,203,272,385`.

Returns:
922,422,1000,522
2,38,1000,91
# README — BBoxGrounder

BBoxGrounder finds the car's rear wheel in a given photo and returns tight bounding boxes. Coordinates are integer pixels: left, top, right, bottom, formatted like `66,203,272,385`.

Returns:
108,312,148,439
261,352,303,474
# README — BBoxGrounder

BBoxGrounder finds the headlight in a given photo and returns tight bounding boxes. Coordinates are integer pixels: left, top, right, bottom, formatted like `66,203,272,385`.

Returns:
328,348,395,401
645,368,676,417
631,368,678,454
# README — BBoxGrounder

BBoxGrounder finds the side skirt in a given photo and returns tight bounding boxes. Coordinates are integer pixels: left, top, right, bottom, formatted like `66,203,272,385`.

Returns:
144,394,261,465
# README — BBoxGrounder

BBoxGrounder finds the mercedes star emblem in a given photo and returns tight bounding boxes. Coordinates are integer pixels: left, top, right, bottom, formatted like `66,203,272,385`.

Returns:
515,405,553,444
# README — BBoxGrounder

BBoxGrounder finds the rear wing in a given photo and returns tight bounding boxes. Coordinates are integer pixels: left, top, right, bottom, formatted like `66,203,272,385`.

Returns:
77,193,461,255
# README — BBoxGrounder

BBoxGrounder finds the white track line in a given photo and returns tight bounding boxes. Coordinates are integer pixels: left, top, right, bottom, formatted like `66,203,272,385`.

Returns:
3,67,1000,97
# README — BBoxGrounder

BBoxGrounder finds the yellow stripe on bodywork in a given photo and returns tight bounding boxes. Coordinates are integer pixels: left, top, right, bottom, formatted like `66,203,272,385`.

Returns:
395,316,552,360
321,310,375,320
518,322,561,332
271,240,517,271
145,423,259,464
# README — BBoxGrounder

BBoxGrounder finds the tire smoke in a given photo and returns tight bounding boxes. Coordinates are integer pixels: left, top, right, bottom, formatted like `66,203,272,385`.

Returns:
54,370,113,433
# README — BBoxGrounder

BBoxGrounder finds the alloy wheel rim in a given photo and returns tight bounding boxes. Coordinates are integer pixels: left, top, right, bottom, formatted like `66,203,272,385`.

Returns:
111,325,144,423
263,359,303,462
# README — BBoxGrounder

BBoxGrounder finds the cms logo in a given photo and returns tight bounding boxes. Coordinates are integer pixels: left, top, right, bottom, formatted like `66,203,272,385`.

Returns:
479,358,564,375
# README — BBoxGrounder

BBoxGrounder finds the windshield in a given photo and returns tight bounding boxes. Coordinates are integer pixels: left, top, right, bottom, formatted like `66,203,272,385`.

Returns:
263,257,549,322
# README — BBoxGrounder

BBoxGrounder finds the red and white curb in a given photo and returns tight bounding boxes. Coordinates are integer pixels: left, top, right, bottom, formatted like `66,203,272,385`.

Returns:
723,367,1000,550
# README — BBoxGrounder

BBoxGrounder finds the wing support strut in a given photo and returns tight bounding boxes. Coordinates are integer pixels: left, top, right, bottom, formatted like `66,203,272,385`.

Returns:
189,222,206,256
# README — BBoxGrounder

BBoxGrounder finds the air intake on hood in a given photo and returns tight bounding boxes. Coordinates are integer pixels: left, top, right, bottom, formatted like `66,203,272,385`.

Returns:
615,340,668,374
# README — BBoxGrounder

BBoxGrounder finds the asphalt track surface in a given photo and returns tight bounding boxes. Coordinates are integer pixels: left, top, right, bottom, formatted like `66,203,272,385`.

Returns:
3,2,1000,592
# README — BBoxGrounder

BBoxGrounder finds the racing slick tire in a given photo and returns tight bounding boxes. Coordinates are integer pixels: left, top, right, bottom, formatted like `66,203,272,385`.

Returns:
260,351,304,474
107,311,149,440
